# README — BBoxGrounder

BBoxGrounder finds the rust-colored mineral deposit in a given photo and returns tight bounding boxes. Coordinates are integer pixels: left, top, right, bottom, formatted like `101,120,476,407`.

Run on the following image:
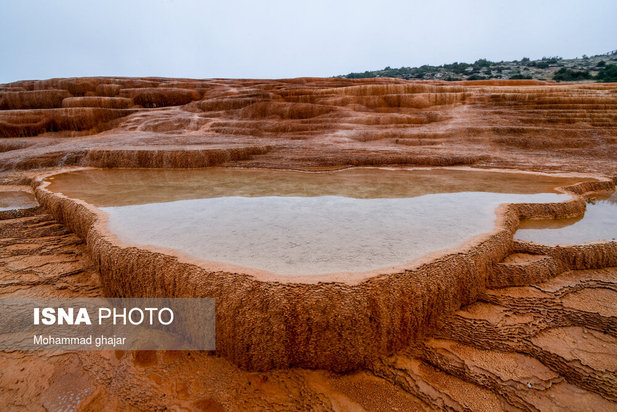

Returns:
1,77,616,411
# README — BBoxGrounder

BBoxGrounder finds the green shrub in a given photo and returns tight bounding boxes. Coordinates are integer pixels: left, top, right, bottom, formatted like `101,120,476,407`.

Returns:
510,74,533,79
553,67,592,81
596,64,617,82
473,58,493,67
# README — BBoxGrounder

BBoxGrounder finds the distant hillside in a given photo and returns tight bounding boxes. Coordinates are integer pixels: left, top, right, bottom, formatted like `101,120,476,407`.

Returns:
339,50,617,82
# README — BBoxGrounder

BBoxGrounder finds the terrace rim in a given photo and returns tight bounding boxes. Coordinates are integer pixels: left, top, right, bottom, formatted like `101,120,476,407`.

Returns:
32,166,617,372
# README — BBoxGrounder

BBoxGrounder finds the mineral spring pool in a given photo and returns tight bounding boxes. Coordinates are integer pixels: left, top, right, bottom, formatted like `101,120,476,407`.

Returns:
44,168,592,276
516,192,617,245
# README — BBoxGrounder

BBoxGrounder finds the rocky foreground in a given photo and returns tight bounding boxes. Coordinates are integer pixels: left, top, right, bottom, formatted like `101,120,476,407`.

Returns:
0,77,616,410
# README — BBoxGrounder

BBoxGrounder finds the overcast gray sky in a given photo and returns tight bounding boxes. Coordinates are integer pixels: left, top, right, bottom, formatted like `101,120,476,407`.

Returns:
1,0,615,83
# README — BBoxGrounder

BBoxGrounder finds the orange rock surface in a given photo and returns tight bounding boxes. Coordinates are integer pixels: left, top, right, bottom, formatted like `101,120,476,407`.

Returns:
1,77,617,410
0,77,616,173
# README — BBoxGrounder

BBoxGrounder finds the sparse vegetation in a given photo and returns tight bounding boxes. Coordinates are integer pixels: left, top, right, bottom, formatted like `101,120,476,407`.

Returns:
339,50,617,82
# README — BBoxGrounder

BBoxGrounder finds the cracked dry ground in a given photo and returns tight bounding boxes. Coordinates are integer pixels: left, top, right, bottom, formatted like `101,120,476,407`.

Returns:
1,210,616,411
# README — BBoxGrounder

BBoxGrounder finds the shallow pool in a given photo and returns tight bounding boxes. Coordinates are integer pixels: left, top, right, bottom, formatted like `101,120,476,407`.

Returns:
46,168,584,276
516,193,617,245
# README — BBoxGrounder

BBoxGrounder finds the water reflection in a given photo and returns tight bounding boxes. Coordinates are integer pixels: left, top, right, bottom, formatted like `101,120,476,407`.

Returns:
46,168,587,275
46,167,589,207
516,193,617,244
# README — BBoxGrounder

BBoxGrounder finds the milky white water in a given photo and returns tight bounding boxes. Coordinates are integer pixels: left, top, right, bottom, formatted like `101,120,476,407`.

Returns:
101,192,568,275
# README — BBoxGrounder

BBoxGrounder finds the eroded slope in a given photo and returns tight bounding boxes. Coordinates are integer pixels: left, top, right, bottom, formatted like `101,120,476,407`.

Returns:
1,77,616,174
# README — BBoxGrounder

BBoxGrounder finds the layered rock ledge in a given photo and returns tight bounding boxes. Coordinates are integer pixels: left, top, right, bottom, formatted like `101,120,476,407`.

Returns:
1,77,616,175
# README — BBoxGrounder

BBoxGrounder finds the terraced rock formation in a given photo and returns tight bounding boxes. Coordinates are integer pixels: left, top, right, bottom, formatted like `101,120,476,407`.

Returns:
1,193,616,410
1,77,616,410
29,173,615,373
1,77,616,173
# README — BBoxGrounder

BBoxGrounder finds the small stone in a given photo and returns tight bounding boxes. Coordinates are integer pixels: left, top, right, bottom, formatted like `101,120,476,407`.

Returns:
527,383,532,388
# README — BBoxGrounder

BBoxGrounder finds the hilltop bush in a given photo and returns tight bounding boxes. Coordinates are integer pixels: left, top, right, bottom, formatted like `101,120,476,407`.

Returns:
596,64,617,82
510,74,533,80
553,67,592,82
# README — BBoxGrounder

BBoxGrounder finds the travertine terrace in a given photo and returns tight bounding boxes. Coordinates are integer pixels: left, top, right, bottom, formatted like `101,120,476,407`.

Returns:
1,77,616,173
1,77,617,410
